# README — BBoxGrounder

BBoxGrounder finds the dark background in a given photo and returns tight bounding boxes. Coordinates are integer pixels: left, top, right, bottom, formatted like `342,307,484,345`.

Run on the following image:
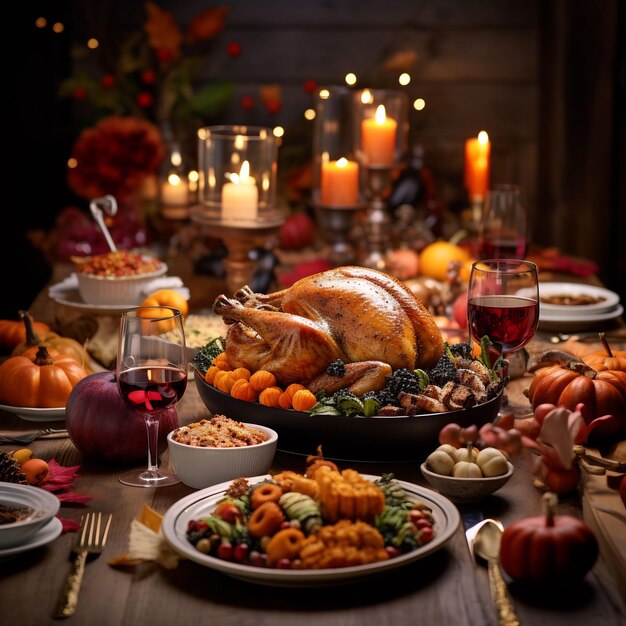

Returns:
4,0,625,320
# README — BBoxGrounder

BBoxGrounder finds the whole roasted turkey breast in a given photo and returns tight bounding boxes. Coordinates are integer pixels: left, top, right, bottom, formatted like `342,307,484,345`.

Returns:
212,266,444,385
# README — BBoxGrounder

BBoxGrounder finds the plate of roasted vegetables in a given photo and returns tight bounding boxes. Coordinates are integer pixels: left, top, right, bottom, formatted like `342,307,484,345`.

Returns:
161,461,460,587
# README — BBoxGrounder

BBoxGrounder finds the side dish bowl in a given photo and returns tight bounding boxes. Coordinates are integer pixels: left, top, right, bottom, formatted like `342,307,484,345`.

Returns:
420,461,514,503
167,423,278,489
0,483,61,548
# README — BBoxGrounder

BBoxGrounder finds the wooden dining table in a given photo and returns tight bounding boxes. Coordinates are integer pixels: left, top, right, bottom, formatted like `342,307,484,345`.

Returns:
1,265,625,626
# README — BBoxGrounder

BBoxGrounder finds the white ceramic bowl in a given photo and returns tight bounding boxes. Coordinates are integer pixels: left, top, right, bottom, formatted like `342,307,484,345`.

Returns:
420,461,514,503
0,482,61,548
75,261,168,305
167,423,278,490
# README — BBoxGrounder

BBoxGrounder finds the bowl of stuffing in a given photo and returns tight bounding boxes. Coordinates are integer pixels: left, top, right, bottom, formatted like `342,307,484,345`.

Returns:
74,250,168,305
167,416,278,489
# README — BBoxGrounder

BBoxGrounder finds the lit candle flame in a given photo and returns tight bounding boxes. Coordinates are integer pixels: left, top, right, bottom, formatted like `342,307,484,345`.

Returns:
228,160,252,184
361,89,373,104
336,157,349,168
478,130,489,144
375,104,387,124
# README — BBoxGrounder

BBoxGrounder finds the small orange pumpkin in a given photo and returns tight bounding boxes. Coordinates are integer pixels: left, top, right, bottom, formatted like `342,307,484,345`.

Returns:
231,379,258,402
0,345,88,407
291,389,317,412
278,383,306,410
212,352,231,371
230,367,251,381
205,365,221,385
249,370,277,392
583,334,626,373
214,370,236,394
259,386,282,407
0,315,51,351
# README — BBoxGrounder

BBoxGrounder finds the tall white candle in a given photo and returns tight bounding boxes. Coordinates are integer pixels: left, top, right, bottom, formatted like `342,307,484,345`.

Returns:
222,160,259,220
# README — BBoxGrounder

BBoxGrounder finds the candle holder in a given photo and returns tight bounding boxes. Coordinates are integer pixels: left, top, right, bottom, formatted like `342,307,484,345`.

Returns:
192,125,283,294
353,88,409,270
311,86,364,265
159,121,192,220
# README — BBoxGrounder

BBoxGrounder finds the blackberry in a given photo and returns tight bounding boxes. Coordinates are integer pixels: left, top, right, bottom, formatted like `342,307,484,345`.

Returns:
389,368,422,398
374,387,398,407
448,342,473,359
332,388,357,402
326,359,345,377
428,353,457,387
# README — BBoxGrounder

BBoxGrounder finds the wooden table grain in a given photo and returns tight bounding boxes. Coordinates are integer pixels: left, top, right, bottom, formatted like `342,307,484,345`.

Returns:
1,269,625,625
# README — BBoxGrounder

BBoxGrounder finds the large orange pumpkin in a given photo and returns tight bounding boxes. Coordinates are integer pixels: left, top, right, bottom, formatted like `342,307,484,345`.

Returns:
0,345,88,408
527,360,626,426
418,241,471,282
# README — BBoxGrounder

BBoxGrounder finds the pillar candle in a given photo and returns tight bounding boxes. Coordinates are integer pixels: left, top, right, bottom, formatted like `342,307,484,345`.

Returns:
222,160,259,220
464,131,491,200
320,157,359,206
161,173,189,206
361,104,397,166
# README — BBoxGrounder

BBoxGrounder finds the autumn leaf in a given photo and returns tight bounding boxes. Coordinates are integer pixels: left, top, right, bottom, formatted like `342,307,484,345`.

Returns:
187,7,229,42
144,2,182,61
55,491,93,504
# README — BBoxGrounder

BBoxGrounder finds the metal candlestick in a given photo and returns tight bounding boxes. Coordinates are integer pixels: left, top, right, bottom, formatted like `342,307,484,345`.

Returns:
313,202,363,266
190,207,284,295
360,166,394,270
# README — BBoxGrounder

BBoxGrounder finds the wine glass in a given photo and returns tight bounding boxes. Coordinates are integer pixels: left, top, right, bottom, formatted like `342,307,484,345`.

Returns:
467,259,539,358
478,184,528,260
117,305,187,488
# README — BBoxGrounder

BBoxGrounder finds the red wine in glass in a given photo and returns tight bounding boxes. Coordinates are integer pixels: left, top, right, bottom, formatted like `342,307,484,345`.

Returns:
119,366,187,412
479,234,528,260
468,294,539,354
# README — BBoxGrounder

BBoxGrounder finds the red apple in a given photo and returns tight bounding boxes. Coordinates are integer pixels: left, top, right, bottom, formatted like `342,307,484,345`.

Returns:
278,213,315,251
65,371,178,464
452,292,468,329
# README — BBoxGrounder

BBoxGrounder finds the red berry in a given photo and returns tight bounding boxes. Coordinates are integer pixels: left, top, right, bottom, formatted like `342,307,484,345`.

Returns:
419,527,434,544
280,520,291,530
216,541,233,561
234,542,249,563
240,95,254,111
141,69,156,85
214,502,242,524
265,100,281,115
414,518,432,530
227,41,241,57
276,558,292,569
304,79,317,94
156,47,173,63
248,550,264,567
73,86,87,101
101,74,115,89
136,91,153,108
408,509,425,524
385,545,400,558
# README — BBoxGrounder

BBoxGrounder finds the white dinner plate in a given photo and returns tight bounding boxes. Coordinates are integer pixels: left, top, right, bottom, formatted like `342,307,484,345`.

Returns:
537,303,624,331
162,474,461,587
523,282,621,316
0,404,66,423
0,516,62,559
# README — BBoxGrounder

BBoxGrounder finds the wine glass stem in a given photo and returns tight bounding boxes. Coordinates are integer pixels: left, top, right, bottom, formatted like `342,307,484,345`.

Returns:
145,413,160,474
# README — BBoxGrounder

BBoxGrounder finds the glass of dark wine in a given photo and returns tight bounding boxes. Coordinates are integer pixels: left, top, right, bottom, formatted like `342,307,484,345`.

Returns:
117,305,187,488
467,259,539,357
478,184,527,260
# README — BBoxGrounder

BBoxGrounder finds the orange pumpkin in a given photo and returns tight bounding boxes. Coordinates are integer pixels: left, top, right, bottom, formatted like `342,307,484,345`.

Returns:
259,386,282,407
291,389,317,412
583,334,626,373
527,361,626,425
0,315,51,351
230,379,258,402
249,370,277,392
0,345,88,408
141,289,189,318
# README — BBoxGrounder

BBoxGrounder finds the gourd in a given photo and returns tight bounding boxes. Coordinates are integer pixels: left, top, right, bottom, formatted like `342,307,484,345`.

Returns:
11,311,92,371
583,333,626,373
476,447,509,477
259,386,282,408
278,384,306,410
249,370,277,392
212,352,231,371
230,379,258,402
291,389,317,412
0,345,88,407
0,315,50,351
500,492,598,583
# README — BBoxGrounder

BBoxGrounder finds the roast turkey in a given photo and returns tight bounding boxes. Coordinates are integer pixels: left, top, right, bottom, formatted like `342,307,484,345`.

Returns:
212,266,444,385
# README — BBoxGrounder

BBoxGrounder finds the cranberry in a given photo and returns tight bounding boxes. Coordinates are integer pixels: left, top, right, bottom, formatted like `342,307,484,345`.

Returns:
414,518,432,530
234,542,249,563
280,521,291,530
419,527,434,544
240,95,254,111
216,541,233,561
141,69,156,85
303,79,317,94
136,91,153,108
248,550,263,567
385,545,400,559
276,558,292,569
408,509,425,524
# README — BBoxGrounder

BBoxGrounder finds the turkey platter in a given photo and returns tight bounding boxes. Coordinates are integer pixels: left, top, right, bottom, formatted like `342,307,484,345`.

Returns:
212,266,445,386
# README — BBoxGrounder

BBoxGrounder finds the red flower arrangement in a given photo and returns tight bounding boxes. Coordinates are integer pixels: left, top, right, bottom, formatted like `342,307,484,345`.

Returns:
68,116,165,201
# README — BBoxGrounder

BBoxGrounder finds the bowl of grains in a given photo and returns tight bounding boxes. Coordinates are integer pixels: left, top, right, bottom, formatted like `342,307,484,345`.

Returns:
73,250,168,305
167,415,278,489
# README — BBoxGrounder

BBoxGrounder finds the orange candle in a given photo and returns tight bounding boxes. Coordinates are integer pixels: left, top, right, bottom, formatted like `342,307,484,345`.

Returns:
321,157,359,206
464,131,491,199
361,105,397,166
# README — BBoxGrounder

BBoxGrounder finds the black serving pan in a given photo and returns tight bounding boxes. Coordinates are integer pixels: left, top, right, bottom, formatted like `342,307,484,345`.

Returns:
194,373,502,462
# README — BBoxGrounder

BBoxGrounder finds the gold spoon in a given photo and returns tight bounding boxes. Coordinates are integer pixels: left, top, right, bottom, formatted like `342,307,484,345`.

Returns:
472,519,520,626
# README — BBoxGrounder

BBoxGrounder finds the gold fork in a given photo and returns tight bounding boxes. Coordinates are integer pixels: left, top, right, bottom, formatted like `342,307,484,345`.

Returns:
54,512,113,619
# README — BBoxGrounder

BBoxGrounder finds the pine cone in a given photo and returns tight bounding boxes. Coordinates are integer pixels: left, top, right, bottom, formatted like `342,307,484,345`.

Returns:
0,451,28,484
